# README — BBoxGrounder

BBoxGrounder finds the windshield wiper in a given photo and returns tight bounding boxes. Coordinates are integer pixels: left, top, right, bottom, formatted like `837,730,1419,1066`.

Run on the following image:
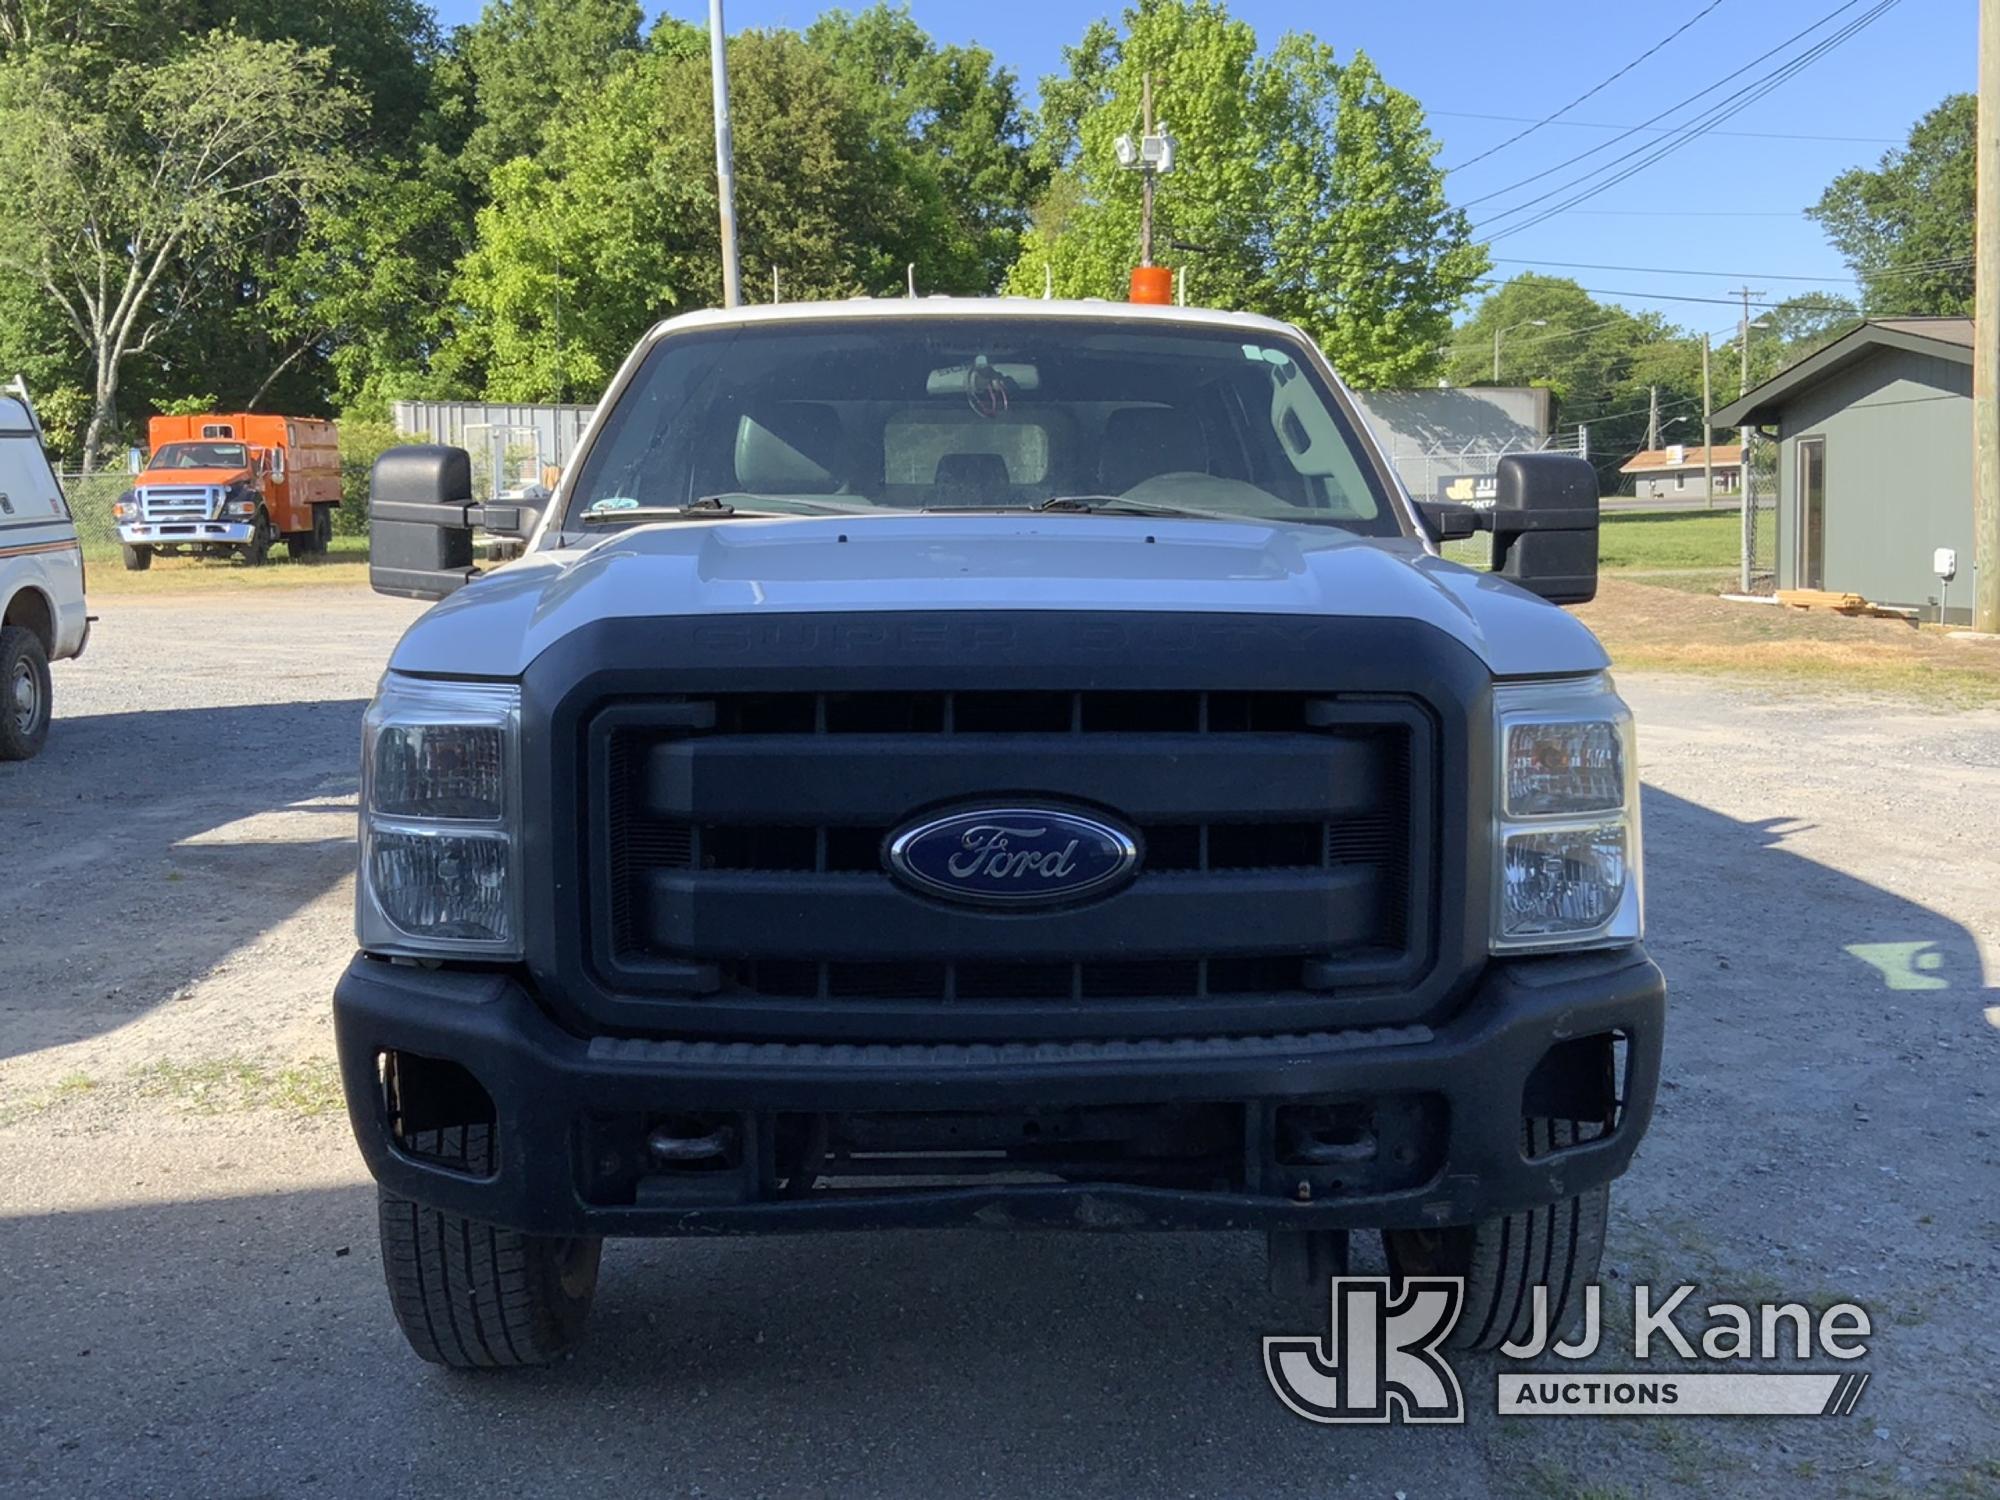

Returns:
578,498,744,525
577,494,866,526
1027,494,1308,524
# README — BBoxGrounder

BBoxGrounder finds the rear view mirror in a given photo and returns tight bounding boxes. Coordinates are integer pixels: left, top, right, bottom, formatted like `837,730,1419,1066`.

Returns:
1489,453,1600,605
370,445,476,600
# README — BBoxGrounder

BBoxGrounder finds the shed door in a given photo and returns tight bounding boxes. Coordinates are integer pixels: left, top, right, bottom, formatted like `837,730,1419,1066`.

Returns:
1797,436,1826,590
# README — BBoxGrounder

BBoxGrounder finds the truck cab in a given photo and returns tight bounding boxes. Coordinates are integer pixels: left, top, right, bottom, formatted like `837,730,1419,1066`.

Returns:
0,391,88,759
115,413,340,569
337,299,1664,1369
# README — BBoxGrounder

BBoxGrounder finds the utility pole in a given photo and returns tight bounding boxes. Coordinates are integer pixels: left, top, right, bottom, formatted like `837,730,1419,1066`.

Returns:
1737,286,1765,592
1140,72,1156,268
1701,332,1715,511
1976,0,2000,631
1646,384,1660,452
708,0,742,309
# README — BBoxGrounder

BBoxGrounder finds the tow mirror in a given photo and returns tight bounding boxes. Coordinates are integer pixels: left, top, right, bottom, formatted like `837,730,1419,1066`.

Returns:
1489,453,1600,605
368,445,551,600
369,445,476,600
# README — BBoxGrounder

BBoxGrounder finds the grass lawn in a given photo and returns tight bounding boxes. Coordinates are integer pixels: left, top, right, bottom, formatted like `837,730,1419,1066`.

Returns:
1596,509,1741,571
87,534,371,594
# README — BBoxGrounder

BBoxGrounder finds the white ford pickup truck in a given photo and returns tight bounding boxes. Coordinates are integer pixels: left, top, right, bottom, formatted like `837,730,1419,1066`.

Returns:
335,298,1663,1369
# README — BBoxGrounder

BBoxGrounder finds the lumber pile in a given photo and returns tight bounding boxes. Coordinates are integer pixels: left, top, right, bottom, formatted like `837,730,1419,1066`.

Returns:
1776,588,1911,621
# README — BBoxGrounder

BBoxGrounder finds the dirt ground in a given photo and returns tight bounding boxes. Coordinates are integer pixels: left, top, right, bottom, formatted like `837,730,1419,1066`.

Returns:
1577,578,2000,706
1,583,1997,1499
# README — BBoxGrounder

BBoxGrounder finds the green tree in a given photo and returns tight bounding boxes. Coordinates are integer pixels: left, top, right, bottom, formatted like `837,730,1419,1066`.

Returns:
1002,0,1484,387
448,0,644,188
1808,94,1974,318
0,0,157,57
1717,292,1861,397
438,29,964,400
1445,275,1708,486
0,36,359,466
806,4,1042,291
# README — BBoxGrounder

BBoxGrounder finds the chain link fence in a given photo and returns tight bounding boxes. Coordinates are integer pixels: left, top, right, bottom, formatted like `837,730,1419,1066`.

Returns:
1738,429,1779,595
57,471,131,560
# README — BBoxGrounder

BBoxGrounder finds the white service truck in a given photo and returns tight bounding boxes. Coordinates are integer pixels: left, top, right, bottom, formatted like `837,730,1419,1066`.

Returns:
0,391,89,760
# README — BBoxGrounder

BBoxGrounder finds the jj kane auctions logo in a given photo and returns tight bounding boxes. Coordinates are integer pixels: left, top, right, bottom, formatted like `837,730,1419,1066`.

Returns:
1266,1279,1873,1423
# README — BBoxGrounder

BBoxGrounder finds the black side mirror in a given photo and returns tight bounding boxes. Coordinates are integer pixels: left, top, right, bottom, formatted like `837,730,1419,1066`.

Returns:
370,445,476,600
1490,452,1599,605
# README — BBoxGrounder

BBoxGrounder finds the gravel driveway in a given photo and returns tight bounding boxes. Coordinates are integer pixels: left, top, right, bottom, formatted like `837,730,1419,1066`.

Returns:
2,585,1996,1499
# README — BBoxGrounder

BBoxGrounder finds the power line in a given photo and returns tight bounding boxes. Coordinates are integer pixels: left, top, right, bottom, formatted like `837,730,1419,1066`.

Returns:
1437,314,1638,355
1491,255,1972,283
1442,0,1731,173
1465,281,1796,308
1435,109,1898,147
1460,0,1881,213
1478,0,1902,235
1479,0,1907,242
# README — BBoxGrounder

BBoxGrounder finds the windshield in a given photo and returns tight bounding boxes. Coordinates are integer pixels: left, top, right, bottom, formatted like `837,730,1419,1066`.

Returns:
561,317,1403,536
149,442,247,471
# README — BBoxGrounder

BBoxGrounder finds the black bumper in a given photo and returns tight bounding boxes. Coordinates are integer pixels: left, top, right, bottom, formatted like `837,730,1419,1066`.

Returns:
334,950,1664,1239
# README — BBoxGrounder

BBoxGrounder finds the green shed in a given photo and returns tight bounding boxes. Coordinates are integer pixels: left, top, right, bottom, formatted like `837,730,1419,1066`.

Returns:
1713,318,1974,621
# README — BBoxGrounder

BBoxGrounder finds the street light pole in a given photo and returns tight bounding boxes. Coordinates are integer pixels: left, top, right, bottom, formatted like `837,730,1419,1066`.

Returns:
708,0,742,309
1702,332,1715,511
1140,72,1155,268
1492,319,1548,383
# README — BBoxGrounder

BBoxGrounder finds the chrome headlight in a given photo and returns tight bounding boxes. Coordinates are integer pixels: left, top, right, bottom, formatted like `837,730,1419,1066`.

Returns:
357,675,522,958
1491,674,1642,952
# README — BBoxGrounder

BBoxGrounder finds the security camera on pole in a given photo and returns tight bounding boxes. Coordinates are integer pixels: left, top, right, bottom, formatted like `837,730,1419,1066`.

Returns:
1114,73,1178,304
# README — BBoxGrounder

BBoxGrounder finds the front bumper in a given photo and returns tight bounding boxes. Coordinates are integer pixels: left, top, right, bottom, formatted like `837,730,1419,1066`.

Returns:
118,521,254,545
335,949,1664,1239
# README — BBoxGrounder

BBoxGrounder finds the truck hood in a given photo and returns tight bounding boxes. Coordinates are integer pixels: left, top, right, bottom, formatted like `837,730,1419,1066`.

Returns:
137,467,250,487
388,514,1610,681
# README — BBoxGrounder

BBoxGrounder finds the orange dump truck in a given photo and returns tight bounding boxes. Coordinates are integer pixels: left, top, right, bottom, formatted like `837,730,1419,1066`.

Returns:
113,414,340,570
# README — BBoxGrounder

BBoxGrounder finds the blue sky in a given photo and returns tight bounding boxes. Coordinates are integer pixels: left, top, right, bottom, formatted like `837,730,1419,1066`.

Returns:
428,0,1967,335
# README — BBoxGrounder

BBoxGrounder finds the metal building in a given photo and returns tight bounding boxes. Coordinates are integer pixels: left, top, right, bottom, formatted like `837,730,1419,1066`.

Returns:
1349,386,1577,503
1714,319,1973,620
391,400,598,498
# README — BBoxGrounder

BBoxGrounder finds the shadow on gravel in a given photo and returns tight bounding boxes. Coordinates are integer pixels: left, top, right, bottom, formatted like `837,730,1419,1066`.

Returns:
1641,784,1995,1032
2,785,1995,1493
0,1183,1499,1497
0,699,369,1062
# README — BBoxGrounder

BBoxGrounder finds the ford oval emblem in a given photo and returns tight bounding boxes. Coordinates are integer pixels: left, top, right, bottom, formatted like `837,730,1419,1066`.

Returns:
886,805,1141,907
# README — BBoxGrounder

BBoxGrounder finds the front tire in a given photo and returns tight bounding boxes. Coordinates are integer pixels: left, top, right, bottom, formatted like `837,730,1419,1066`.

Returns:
0,625,53,760
375,1126,602,1368
121,543,153,571
1383,1119,1608,1352
241,512,271,567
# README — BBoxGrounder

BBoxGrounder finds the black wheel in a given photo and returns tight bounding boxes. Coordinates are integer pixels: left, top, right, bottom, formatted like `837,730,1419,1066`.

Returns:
242,511,271,566
288,505,331,559
0,625,52,760
120,543,153,572
1383,1119,1607,1352
376,1126,602,1368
